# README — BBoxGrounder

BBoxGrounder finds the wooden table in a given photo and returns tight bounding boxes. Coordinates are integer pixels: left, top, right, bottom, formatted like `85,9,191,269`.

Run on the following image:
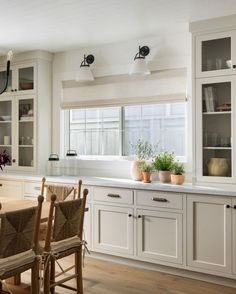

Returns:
0,197,50,222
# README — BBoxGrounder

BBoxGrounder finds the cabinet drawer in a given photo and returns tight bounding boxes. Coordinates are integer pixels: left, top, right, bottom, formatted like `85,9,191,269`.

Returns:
137,190,183,210
94,187,133,204
24,181,42,196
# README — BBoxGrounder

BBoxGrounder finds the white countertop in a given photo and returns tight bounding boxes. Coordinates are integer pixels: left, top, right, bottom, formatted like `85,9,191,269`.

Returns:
1,172,236,197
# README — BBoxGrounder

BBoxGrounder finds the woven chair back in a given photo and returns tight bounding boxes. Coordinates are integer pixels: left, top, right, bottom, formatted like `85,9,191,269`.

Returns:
52,198,83,242
0,207,37,258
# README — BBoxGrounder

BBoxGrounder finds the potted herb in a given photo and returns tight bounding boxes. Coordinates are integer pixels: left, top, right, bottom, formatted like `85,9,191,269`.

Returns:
140,162,155,183
171,162,185,185
153,152,174,183
130,140,155,181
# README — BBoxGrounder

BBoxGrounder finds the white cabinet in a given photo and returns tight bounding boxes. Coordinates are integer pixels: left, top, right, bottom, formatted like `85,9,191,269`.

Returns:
232,198,236,274
24,181,42,199
187,195,232,273
93,204,134,256
0,52,52,173
0,179,22,199
195,30,236,78
137,209,183,264
195,76,236,183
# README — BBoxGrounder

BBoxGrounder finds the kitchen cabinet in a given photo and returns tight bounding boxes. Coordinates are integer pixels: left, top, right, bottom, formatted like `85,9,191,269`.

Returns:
195,30,236,78
0,52,52,173
195,76,236,183
0,179,23,199
232,198,236,274
137,209,183,264
187,195,232,273
0,62,36,95
93,204,134,255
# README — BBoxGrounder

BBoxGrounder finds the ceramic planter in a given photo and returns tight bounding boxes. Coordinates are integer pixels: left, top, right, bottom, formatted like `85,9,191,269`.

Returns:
158,170,171,183
171,174,185,185
130,160,144,181
142,172,152,183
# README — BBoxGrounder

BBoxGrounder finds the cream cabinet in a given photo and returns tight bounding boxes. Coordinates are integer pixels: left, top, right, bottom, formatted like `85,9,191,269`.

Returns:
93,204,134,256
195,30,236,78
0,179,23,199
187,195,232,273
0,52,52,173
232,198,236,274
137,209,183,264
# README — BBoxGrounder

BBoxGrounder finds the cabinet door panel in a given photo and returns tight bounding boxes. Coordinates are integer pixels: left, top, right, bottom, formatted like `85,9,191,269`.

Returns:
137,209,183,264
0,180,22,199
232,198,236,274
187,195,231,273
94,205,134,255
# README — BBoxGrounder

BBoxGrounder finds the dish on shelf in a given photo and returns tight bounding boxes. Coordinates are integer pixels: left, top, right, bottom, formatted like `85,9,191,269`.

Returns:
226,60,232,68
19,82,33,90
0,115,11,121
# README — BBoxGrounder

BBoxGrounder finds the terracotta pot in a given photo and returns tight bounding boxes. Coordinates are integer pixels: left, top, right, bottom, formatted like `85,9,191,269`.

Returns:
158,170,171,183
130,160,144,181
207,158,229,177
171,174,185,185
142,172,152,183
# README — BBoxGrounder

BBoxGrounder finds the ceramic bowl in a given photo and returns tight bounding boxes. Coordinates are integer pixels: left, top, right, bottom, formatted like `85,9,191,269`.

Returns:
226,60,232,68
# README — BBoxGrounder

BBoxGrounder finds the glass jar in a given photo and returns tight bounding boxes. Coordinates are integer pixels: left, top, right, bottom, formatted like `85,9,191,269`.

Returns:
46,154,62,176
64,150,78,176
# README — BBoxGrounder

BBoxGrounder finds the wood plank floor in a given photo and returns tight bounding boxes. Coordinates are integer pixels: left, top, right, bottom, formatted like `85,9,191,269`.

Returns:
4,256,236,294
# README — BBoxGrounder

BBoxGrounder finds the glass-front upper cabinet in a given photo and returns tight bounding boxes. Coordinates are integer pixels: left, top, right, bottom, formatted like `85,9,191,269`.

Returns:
196,76,236,183
0,98,13,167
196,31,236,78
17,97,35,168
0,62,36,95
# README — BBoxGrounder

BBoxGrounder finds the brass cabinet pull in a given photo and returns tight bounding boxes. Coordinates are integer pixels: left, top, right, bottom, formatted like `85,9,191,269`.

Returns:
107,193,121,198
152,197,168,202
0,184,2,187
34,187,41,191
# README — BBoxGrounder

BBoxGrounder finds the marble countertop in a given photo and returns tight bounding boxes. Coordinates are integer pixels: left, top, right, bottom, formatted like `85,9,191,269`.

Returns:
1,172,236,197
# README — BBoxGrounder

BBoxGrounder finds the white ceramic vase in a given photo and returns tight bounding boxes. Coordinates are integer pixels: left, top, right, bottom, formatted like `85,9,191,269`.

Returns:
130,160,144,181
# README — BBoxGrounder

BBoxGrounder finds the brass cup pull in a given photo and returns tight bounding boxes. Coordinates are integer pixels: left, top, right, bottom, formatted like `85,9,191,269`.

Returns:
152,197,168,202
0,184,2,187
107,193,121,198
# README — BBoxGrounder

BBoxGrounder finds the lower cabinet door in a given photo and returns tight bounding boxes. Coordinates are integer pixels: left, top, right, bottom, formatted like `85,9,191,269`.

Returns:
93,204,134,255
187,195,232,273
0,180,22,199
84,203,92,250
137,209,183,264
232,199,236,274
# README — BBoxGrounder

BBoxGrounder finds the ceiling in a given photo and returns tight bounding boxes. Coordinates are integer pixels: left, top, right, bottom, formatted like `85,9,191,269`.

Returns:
1,0,236,53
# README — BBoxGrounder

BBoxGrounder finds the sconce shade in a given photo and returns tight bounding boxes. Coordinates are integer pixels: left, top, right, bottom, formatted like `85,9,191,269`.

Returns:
129,58,150,76
76,66,94,81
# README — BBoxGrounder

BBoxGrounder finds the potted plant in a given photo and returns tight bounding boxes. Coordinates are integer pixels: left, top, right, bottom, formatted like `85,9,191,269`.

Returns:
0,150,11,170
171,162,185,185
153,152,174,183
140,162,154,183
130,140,155,181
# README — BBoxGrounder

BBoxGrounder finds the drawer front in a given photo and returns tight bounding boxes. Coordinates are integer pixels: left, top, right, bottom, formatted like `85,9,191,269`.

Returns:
94,187,133,204
137,190,183,210
24,181,42,196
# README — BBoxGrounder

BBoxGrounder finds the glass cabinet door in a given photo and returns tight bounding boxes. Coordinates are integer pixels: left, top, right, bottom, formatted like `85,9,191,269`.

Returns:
0,100,12,166
196,77,235,181
16,64,35,93
196,31,236,77
18,98,34,168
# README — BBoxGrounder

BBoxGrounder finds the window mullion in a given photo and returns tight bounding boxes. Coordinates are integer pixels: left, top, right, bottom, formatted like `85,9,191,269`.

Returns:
120,107,124,156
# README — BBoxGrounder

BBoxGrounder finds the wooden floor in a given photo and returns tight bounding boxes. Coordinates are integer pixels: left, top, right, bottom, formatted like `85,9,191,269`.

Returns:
4,256,236,294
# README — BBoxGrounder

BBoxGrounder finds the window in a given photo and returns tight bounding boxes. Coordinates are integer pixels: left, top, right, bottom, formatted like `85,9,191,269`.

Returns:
68,103,186,158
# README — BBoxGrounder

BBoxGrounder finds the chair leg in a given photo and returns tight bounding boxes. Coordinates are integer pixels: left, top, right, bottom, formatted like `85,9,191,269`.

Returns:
50,260,55,294
75,247,83,294
31,262,39,294
44,260,51,294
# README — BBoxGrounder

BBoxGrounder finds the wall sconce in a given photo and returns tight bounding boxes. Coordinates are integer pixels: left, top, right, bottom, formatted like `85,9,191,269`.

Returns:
0,50,13,95
129,46,150,76
76,54,95,81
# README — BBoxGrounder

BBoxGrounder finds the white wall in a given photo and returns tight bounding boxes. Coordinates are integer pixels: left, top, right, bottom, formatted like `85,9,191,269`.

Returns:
52,31,192,179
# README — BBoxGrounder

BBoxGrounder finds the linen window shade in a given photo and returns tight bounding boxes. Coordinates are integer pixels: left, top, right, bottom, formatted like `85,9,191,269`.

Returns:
61,68,187,109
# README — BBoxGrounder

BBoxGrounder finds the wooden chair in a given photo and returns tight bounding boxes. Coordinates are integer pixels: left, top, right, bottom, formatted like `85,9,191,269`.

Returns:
0,195,44,294
43,188,88,294
41,177,82,201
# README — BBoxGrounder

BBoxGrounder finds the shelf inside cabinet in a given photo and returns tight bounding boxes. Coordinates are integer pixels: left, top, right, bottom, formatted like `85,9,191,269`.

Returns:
19,145,34,148
0,145,11,147
203,111,231,115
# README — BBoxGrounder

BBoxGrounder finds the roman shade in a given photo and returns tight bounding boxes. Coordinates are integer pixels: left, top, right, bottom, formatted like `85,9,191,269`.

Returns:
61,68,187,109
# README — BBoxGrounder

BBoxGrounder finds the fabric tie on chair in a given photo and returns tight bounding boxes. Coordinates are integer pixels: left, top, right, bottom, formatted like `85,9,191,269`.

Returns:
46,185,75,202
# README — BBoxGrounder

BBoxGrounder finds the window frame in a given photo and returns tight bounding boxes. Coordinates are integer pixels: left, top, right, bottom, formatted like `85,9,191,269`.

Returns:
63,103,188,163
